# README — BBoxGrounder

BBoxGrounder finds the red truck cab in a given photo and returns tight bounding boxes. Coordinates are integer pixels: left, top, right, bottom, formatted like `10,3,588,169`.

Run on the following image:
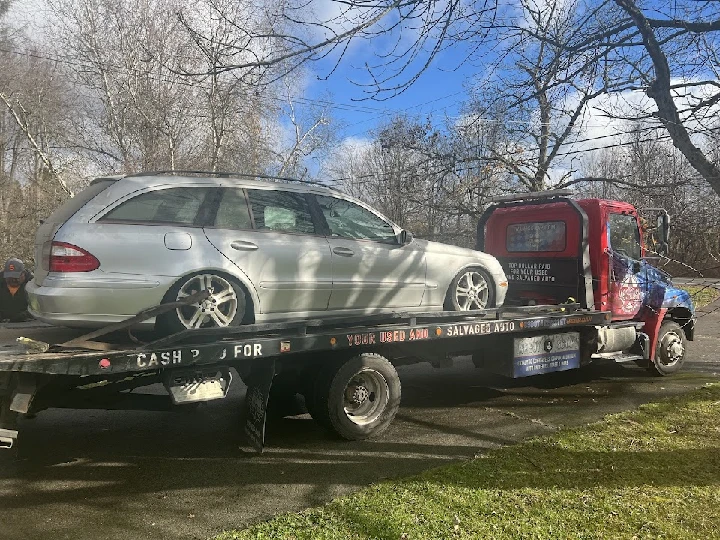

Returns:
478,191,695,373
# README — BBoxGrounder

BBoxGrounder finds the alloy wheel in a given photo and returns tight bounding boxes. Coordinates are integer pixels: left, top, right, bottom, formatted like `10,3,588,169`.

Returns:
175,274,238,329
454,270,490,310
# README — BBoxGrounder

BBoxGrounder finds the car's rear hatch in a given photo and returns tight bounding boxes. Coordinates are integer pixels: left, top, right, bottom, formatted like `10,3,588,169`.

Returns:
34,178,118,286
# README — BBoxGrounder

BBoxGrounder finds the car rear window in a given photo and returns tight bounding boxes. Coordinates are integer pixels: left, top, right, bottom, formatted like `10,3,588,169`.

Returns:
99,187,212,226
506,221,567,252
43,179,116,224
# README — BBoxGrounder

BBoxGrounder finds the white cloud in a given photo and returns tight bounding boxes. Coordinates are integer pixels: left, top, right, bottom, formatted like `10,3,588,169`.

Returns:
336,135,373,155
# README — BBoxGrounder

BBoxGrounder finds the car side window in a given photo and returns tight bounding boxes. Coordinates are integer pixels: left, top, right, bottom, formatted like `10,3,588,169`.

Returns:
214,188,252,230
608,213,642,260
99,187,211,226
246,189,315,234
315,195,397,244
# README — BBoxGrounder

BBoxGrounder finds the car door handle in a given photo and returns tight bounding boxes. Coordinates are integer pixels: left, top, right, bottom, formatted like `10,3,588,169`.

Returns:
333,246,355,257
230,241,258,251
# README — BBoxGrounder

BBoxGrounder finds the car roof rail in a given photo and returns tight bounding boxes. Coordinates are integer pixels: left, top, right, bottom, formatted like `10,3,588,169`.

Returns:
122,170,337,190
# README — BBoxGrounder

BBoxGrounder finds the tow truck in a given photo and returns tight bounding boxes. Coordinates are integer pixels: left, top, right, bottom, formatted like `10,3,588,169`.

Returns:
0,190,695,454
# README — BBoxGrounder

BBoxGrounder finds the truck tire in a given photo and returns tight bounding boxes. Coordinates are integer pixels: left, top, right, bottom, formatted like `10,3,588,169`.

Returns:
444,266,495,311
649,320,687,376
310,353,401,440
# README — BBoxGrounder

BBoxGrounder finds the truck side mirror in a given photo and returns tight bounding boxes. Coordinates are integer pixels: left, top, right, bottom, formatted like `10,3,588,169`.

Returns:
656,211,670,255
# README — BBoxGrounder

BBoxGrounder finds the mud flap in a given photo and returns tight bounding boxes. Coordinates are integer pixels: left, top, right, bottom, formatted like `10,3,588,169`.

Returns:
0,374,19,450
241,359,276,454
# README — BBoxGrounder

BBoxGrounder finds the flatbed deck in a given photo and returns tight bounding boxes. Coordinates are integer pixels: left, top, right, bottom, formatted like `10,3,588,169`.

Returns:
0,304,609,374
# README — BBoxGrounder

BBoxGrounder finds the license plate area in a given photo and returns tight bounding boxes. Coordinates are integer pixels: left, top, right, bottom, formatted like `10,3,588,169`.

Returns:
163,368,232,404
513,332,580,378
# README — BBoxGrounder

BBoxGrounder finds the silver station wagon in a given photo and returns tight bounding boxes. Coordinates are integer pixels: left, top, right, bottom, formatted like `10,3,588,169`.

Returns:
27,172,508,331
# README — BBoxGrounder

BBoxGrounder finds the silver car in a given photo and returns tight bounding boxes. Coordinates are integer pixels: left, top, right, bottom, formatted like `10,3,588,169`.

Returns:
27,172,508,331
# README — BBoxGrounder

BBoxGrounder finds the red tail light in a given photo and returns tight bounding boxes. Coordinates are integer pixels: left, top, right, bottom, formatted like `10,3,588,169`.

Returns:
49,242,100,272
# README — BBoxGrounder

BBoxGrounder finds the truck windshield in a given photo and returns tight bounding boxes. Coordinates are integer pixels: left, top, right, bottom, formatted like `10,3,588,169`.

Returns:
608,213,641,260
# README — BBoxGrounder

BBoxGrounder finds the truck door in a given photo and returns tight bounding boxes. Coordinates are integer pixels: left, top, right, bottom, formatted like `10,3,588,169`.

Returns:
606,212,646,320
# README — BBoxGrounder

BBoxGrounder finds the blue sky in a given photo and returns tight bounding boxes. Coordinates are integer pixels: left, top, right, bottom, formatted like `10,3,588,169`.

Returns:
305,60,473,141
298,14,483,144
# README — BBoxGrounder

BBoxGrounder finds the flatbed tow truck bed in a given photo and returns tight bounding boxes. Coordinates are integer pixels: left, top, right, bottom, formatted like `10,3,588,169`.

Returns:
0,294,630,455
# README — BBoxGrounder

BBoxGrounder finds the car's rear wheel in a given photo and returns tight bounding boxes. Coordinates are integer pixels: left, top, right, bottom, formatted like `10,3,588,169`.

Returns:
444,266,495,311
157,272,248,334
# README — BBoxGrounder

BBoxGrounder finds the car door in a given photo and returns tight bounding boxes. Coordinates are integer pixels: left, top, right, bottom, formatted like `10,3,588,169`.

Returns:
607,212,647,319
202,187,333,315
313,194,426,310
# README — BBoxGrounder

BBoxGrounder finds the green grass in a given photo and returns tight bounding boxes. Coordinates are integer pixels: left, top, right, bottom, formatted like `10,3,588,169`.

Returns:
686,285,720,308
217,384,720,540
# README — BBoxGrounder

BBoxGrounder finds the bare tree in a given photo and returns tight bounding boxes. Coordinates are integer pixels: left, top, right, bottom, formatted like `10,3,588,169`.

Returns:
272,82,335,179
577,130,720,275
326,115,506,247
184,0,720,197
463,0,617,191
611,0,720,197
0,10,78,263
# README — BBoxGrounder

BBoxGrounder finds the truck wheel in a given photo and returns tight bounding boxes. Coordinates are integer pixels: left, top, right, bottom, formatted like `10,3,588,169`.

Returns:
649,321,687,376
311,353,401,440
444,266,495,311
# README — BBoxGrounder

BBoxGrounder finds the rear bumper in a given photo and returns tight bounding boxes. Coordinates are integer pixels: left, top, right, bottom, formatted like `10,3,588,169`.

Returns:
26,274,173,328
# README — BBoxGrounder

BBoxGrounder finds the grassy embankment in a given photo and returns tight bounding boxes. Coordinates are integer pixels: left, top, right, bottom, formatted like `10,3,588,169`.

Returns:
218,392,720,539
687,284,720,308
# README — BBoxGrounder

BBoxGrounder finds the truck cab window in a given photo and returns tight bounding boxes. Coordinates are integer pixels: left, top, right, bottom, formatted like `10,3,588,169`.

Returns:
608,213,641,260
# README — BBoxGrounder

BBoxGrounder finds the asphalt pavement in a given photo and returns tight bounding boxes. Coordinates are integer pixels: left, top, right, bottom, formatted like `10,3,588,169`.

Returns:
0,309,719,540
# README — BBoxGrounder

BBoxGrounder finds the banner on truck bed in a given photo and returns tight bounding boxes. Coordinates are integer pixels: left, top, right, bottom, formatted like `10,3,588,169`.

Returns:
513,332,580,377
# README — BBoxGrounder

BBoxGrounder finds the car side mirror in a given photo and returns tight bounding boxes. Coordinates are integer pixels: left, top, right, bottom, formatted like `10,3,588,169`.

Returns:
656,211,670,255
398,230,414,245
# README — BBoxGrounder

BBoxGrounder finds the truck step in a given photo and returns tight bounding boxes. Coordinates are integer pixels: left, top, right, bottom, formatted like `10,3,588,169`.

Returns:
592,353,644,363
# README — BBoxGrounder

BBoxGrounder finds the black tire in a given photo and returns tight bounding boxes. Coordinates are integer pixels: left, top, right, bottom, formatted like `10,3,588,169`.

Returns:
444,266,495,311
471,351,485,369
156,271,248,335
310,353,401,440
648,320,687,376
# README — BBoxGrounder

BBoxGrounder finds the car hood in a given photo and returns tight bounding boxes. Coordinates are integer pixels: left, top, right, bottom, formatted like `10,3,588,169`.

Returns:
413,238,502,267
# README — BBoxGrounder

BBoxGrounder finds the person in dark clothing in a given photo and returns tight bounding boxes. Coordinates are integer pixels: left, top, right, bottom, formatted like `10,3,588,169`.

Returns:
0,258,34,322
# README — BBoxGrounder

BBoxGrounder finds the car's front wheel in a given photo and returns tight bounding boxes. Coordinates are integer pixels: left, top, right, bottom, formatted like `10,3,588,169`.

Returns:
157,272,247,334
444,266,495,311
